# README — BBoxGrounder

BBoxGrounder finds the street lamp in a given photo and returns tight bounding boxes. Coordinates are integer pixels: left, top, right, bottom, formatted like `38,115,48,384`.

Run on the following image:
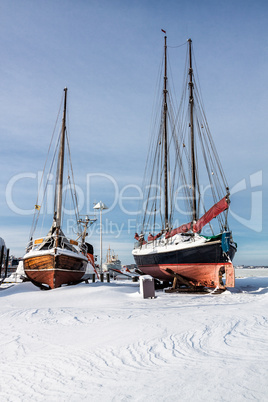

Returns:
93,201,108,273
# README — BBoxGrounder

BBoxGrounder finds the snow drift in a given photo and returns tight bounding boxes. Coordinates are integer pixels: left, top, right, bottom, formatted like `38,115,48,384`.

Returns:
0,274,267,401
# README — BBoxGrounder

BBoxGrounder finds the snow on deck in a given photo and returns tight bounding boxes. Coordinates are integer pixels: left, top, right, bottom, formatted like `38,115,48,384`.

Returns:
0,276,267,401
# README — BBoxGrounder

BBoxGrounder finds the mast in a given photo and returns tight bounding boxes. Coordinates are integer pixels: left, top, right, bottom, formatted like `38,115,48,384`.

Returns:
56,87,67,229
188,39,197,222
163,35,169,230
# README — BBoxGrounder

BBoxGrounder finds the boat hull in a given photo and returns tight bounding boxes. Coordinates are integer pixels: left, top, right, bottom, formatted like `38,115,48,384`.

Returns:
23,250,87,289
133,240,236,288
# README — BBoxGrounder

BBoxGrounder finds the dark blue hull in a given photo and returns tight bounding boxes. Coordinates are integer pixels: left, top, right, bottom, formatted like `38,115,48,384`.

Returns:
133,240,236,287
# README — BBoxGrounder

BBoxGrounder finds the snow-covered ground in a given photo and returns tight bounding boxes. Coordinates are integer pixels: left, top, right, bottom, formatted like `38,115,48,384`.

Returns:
0,273,268,401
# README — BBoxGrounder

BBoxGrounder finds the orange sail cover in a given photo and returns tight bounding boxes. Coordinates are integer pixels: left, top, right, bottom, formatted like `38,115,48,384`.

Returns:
166,196,229,238
193,196,229,233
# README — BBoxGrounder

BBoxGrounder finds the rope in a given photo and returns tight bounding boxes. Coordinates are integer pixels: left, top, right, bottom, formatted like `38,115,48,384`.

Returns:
30,94,64,239
29,91,82,241
137,40,230,238
167,41,188,49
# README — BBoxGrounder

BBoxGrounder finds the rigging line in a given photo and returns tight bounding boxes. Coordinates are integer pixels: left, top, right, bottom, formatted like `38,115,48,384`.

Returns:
192,80,226,204
197,122,215,196
149,52,165,137
140,136,156,228
175,94,192,210
145,126,163,231
191,48,206,112
143,97,165,229
177,56,190,146
195,101,225,203
153,133,163,229
61,174,68,227
193,75,228,187
195,111,222,213
30,94,64,238
139,101,163,229
149,181,160,232
167,52,180,113
170,105,190,222
192,116,201,220
166,87,183,225
174,61,200,220
196,122,225,231
175,73,187,133
143,52,164,173
31,127,62,238
168,104,181,223
67,167,79,229
175,133,192,216
192,44,225,197
62,137,71,227
167,41,188,49
141,48,170,233
54,134,61,214
65,130,80,224
142,119,162,230
177,144,191,209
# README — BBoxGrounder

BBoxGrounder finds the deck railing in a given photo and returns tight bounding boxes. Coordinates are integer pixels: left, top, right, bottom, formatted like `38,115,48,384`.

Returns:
26,234,86,254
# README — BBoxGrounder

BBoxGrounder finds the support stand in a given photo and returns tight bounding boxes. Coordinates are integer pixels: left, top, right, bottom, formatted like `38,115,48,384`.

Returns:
164,268,225,294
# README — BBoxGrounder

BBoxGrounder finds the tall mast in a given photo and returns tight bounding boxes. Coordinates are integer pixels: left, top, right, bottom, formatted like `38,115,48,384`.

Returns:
56,87,67,229
188,39,197,222
163,35,169,230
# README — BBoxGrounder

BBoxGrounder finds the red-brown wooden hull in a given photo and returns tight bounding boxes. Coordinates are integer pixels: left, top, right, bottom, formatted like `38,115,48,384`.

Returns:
139,262,235,289
23,252,87,289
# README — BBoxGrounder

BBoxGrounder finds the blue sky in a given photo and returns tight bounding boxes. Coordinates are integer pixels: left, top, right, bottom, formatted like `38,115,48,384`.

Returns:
0,0,267,265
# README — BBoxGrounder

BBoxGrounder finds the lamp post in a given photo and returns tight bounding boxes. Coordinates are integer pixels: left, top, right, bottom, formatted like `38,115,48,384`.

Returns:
93,201,108,273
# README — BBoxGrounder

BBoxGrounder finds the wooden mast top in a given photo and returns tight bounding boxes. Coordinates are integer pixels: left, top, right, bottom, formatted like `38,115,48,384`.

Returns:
188,39,197,223
163,35,169,230
56,87,67,229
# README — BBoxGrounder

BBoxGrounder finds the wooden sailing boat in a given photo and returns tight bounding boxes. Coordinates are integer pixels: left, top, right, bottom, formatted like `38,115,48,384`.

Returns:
132,36,237,291
23,88,90,289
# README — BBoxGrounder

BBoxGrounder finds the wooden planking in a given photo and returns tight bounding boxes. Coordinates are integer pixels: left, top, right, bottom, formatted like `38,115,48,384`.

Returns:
24,252,87,289
24,255,54,271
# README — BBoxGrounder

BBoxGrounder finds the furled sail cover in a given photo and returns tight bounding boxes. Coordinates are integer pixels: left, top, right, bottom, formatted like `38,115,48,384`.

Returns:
165,222,192,238
166,196,229,238
193,196,229,233
148,232,163,241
